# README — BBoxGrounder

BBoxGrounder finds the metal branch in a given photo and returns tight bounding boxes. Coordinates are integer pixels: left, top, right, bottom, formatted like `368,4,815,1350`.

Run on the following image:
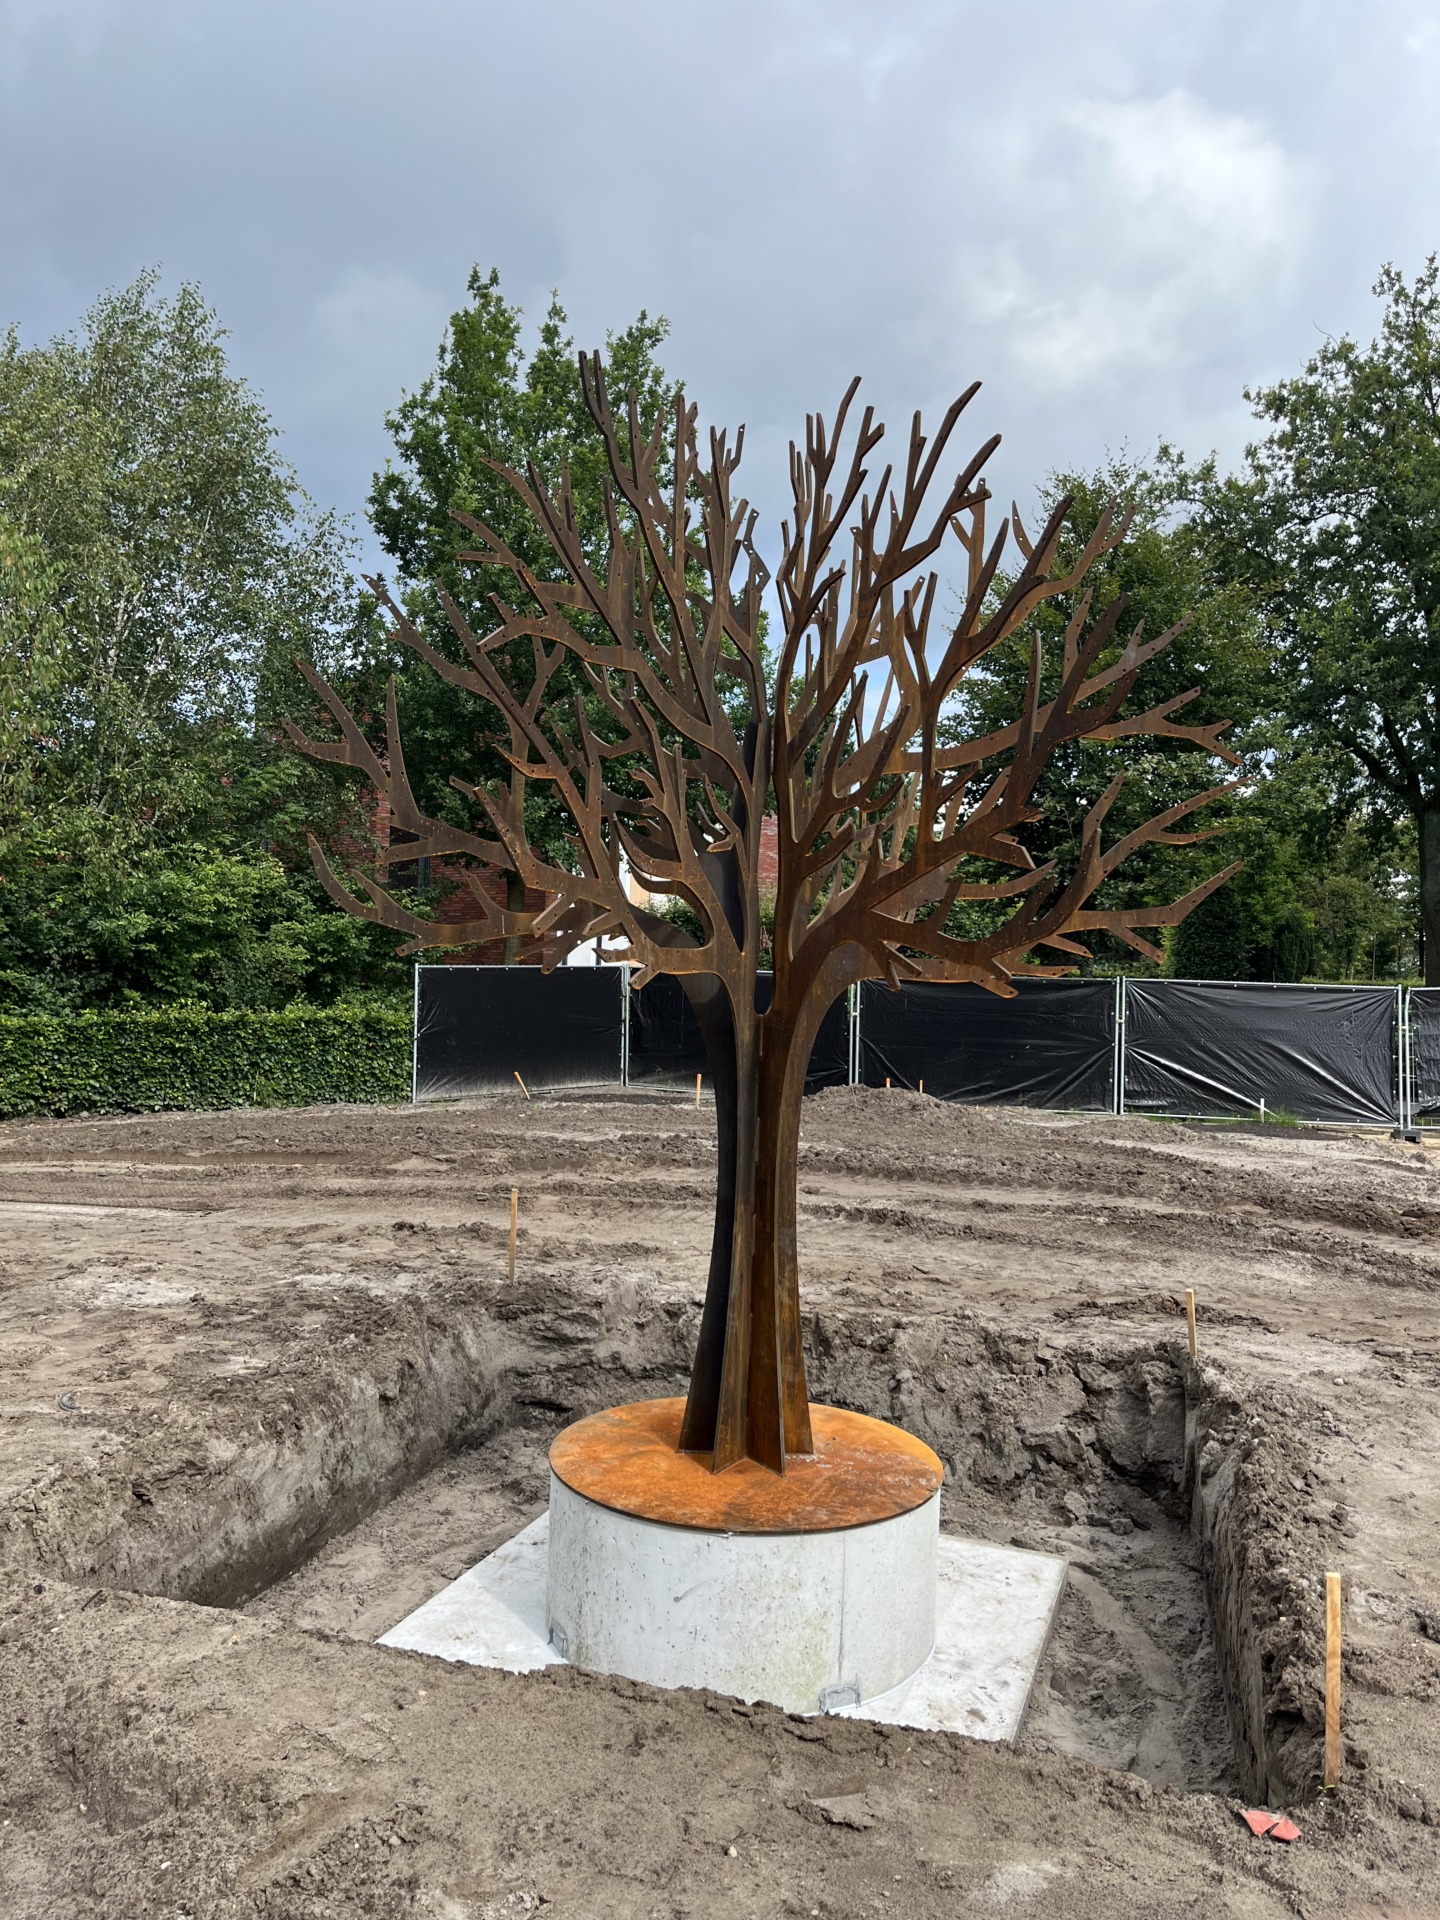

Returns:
288,358,1246,1477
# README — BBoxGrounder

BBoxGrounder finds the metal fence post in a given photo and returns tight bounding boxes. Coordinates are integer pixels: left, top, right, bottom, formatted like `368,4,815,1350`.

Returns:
411,964,421,1105
1399,983,1410,1130
621,966,631,1088
1113,975,1128,1116
848,982,860,1086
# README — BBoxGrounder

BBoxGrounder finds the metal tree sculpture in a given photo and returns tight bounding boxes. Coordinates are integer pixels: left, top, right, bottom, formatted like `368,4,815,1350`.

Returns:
286,363,1238,1474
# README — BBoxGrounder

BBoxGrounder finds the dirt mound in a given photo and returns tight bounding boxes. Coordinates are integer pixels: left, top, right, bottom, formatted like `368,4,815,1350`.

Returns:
2,1093,1439,1916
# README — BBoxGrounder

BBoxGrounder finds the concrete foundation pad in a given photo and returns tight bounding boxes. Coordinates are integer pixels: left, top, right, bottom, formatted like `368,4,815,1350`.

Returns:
378,1516,559,1675
839,1536,1067,1740
378,1517,1066,1743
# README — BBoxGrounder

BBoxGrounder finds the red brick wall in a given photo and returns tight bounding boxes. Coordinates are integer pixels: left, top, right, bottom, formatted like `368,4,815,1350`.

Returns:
426,861,550,965
758,815,779,892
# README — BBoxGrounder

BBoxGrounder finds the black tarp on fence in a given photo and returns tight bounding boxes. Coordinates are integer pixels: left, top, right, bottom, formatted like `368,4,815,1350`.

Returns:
1407,988,1440,1120
1122,980,1398,1125
859,977,1117,1110
627,972,850,1092
414,964,1409,1125
414,965,624,1100
625,972,704,1086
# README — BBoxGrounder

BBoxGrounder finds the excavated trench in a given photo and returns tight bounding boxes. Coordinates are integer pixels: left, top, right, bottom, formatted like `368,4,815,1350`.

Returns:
8,1274,1332,1808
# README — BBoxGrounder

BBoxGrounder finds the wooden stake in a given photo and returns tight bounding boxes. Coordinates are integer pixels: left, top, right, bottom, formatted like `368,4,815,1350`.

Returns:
508,1187,519,1285
919,1078,925,1095
513,1071,531,1100
696,1072,702,1108
1184,1287,1197,1361
885,1077,891,1089
1324,1571,1342,1787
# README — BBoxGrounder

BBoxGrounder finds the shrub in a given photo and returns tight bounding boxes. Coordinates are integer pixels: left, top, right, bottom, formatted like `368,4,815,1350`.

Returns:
0,1003,411,1118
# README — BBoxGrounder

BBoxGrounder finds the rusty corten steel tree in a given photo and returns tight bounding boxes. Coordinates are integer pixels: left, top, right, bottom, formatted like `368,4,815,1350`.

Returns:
286,360,1239,1475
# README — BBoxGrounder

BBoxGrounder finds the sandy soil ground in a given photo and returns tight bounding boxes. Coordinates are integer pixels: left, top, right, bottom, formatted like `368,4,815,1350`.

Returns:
1,1086,1438,1918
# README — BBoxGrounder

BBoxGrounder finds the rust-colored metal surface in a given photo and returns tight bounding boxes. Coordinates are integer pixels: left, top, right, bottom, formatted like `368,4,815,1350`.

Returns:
290,359,1239,1477
549,1397,943,1534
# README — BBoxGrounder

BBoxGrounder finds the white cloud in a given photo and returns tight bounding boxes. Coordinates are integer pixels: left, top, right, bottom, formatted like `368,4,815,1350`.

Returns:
962,91,1311,398
1069,90,1303,274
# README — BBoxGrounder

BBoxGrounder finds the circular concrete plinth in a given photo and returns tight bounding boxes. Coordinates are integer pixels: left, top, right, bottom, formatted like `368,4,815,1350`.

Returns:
545,1399,943,1714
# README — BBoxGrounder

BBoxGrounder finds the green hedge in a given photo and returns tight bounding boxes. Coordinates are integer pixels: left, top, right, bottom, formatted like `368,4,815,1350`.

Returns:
0,1004,411,1118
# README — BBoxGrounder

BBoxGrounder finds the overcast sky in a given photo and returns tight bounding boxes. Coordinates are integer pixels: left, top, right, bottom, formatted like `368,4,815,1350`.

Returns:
4,0,1438,577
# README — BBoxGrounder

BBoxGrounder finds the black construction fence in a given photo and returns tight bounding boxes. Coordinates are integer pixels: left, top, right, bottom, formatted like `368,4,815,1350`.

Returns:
412,967,849,1102
414,966,1434,1128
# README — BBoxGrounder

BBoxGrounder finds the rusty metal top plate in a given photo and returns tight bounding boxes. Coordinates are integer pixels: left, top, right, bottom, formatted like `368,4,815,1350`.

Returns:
548,1397,943,1534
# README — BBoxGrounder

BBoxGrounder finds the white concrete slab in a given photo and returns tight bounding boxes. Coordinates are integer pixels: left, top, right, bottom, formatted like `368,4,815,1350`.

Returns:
377,1515,560,1673
377,1519,1065,1742
837,1536,1067,1741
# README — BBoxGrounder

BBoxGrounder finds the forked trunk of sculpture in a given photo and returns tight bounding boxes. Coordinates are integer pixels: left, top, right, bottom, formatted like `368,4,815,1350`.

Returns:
679,952,859,1473
733,999,816,1471
675,975,758,1457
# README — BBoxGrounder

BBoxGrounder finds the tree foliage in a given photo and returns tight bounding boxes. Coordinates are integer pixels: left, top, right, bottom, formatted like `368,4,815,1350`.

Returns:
948,458,1268,966
372,266,674,607
0,273,404,1011
0,518,66,815
1202,258,1440,979
0,272,359,819
2,258,1430,1013
367,268,677,877
958,448,1420,983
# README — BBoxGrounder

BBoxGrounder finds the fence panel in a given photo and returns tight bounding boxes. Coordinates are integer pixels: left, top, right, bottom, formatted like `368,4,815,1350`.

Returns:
1122,980,1397,1125
1407,988,1440,1121
414,965,624,1100
414,966,1406,1125
628,972,850,1091
859,977,1117,1109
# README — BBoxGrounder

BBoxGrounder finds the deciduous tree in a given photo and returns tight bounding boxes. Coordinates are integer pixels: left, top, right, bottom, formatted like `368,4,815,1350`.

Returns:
0,273,396,1010
369,268,675,949
1208,259,1440,981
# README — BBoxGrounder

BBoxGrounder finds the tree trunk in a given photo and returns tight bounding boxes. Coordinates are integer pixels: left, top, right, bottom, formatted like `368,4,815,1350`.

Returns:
679,948,858,1474
733,992,815,1470
502,869,526,965
1421,808,1440,987
676,975,758,1455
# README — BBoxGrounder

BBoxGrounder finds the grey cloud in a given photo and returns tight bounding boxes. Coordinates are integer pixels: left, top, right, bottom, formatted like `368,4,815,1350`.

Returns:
2,0,1437,576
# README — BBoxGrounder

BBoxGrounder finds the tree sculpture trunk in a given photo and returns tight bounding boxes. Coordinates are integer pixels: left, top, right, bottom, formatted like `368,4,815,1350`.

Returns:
678,988,806,1474
502,870,526,965
678,946,861,1472
674,975,753,1457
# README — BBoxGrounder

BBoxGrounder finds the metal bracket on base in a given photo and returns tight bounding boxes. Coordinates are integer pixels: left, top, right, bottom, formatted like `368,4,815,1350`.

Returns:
818,1682,861,1712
